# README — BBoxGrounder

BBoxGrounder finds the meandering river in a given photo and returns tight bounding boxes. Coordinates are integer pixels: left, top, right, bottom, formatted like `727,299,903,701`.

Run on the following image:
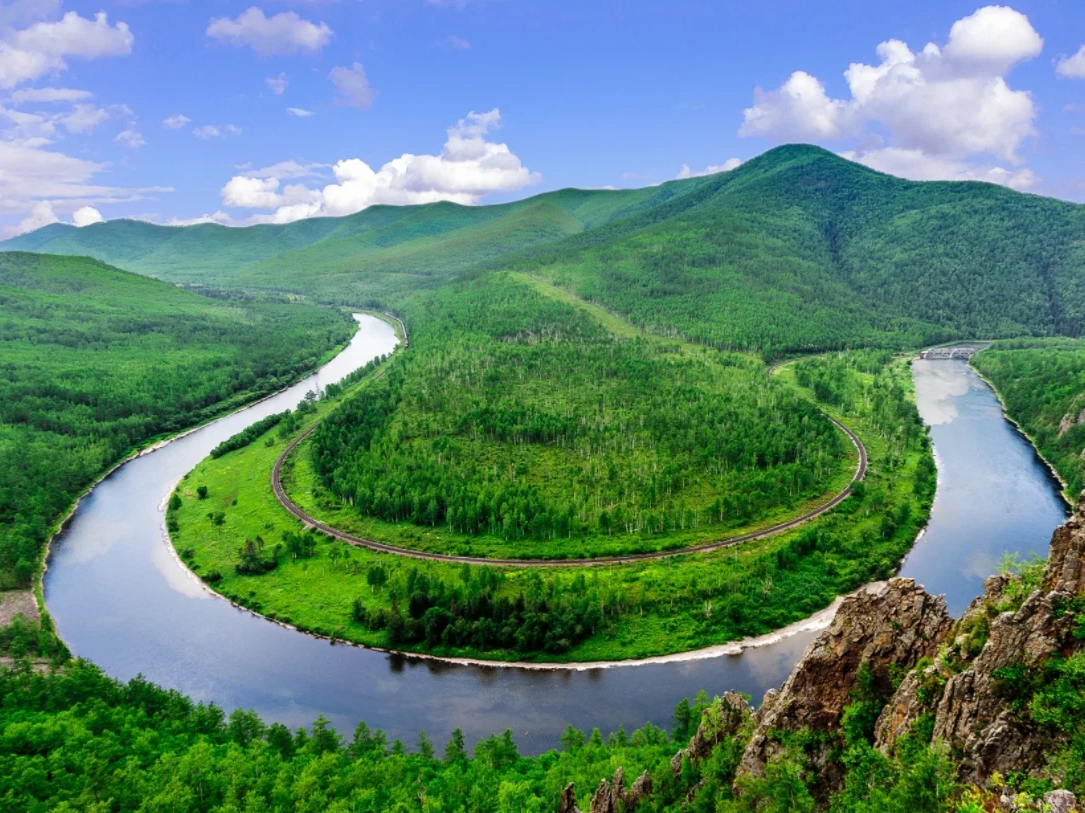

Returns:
42,326,1069,753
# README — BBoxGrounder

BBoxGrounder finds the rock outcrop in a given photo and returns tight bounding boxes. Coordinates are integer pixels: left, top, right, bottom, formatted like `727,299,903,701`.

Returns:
874,491,1085,793
922,496,1084,784
557,768,653,813
669,691,752,775
736,578,952,793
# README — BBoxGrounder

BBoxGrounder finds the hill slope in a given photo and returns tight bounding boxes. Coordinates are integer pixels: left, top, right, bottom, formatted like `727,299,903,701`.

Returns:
0,251,353,588
6,145,1085,354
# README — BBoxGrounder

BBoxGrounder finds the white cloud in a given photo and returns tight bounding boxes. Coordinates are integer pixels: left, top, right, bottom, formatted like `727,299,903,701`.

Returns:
287,107,313,117
676,158,743,179
221,176,287,209
1057,46,1085,79
447,35,471,50
940,5,1043,75
72,205,103,227
206,8,332,57
0,137,172,236
266,72,288,94
162,113,191,129
10,87,92,104
218,108,538,224
741,71,857,142
236,159,324,179
61,104,110,134
15,200,57,234
115,129,145,149
842,147,1039,190
0,12,133,89
740,5,1043,189
194,124,242,139
329,62,376,110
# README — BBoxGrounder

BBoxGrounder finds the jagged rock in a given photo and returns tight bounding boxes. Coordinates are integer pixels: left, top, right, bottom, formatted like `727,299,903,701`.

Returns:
558,782,580,813
589,778,614,813
624,770,651,810
737,579,952,794
670,691,753,775
1043,790,1078,813
875,572,1008,753
927,493,1085,784
1045,494,1085,594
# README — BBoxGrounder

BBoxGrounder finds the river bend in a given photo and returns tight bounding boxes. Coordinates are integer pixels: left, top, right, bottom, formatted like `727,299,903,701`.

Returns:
43,329,1068,753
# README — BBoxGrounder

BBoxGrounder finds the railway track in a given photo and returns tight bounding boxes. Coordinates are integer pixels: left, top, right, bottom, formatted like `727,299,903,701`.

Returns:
270,337,867,567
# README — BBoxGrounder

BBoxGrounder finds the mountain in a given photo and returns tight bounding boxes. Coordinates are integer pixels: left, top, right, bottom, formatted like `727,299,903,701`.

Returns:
0,177,717,304
6,145,1085,355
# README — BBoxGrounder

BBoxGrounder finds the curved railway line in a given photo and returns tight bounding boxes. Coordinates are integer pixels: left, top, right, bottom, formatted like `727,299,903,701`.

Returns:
271,327,867,567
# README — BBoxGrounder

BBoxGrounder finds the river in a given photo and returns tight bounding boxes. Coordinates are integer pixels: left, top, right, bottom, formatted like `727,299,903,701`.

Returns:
42,327,1069,753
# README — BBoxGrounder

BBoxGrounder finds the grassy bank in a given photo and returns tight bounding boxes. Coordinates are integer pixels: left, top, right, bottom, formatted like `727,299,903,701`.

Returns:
169,347,934,663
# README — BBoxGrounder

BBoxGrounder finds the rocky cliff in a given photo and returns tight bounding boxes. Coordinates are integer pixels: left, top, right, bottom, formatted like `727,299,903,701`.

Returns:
555,495,1085,811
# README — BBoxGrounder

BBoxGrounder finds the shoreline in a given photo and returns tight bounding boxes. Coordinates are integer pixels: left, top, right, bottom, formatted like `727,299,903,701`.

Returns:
967,358,1073,509
36,313,367,630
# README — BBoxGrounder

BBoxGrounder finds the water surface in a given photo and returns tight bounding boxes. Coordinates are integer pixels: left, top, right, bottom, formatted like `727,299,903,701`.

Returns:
44,336,1068,752
902,358,1069,615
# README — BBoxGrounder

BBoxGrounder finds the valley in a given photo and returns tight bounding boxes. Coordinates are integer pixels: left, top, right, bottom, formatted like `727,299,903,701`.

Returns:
2,146,1084,811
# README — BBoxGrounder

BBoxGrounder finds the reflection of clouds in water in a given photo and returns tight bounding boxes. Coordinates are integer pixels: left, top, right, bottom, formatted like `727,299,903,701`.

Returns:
914,360,973,426
54,505,125,565
962,550,1001,582
151,536,211,599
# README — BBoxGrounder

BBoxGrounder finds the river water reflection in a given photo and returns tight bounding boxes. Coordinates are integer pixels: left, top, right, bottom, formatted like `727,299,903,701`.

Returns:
43,331,1068,753
902,358,1068,615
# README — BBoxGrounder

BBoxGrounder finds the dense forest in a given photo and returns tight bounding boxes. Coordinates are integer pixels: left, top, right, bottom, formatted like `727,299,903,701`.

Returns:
972,340,1085,498
310,273,849,558
8,146,1084,357
0,252,353,588
171,339,934,661
3,621,1079,813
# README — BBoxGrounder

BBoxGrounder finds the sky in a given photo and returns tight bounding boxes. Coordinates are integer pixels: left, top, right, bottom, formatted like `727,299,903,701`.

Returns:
1,0,1085,236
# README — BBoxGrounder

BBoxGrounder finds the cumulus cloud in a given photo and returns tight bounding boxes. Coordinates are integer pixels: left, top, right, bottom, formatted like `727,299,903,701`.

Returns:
841,147,1038,190
218,108,538,224
287,107,313,117
162,114,191,129
329,62,376,109
114,129,145,149
16,200,57,233
739,5,1044,189
0,12,133,89
1057,46,1085,79
266,72,288,94
194,124,242,139
72,205,103,227
206,8,332,57
676,158,743,179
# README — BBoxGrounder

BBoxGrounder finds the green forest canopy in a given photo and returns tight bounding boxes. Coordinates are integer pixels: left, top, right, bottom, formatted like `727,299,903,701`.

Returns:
0,251,353,587
311,273,851,558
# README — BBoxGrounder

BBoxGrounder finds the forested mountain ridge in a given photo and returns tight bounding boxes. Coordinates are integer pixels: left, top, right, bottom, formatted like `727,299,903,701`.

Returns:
6,145,1084,356
0,175,717,303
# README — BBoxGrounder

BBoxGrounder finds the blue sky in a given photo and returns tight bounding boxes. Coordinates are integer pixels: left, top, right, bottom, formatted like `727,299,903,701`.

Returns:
2,0,1084,235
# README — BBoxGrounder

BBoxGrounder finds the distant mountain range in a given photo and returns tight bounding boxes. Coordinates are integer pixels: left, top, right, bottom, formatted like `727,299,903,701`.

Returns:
7,145,1084,355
